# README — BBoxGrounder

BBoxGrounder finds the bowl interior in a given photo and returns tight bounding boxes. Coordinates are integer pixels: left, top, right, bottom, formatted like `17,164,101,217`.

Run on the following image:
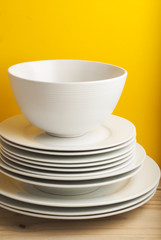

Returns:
8,60,126,83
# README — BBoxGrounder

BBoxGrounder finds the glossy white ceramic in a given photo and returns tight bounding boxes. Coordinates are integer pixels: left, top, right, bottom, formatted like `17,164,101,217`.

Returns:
0,187,157,216
1,145,135,168
8,60,127,137
1,149,135,172
0,192,155,219
0,156,159,207
0,143,145,181
1,136,136,156
1,152,135,175
0,163,143,195
0,114,135,151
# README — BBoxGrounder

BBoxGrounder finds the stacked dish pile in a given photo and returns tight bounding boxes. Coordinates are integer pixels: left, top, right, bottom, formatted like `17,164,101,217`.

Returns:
0,60,160,220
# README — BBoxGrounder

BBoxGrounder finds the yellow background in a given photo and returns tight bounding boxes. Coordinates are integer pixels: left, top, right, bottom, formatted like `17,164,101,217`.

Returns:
0,0,161,167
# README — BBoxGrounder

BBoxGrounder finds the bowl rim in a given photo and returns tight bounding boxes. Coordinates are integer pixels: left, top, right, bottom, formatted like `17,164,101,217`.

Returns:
8,59,127,85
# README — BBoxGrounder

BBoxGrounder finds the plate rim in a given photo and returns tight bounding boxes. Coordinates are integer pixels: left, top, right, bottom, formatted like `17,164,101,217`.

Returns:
0,114,136,151
0,156,160,207
0,144,145,180
0,191,156,220
0,186,157,216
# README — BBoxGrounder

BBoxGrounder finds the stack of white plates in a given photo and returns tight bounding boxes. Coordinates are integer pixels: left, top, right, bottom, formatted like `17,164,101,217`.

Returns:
0,156,160,220
0,114,160,219
0,60,160,219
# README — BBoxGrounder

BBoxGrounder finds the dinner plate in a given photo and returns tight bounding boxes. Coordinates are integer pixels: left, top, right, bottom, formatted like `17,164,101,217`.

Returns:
1,135,136,156
1,146,136,169
0,156,159,207
0,114,136,151
0,144,144,181
0,164,143,195
0,187,157,216
0,155,136,180
1,151,135,175
1,140,136,164
0,191,156,219
1,149,135,172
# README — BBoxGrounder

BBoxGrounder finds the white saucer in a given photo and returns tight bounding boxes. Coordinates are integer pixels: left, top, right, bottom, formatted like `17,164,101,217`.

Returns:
0,144,145,181
0,163,143,195
0,155,135,180
1,153,135,176
1,140,136,166
1,135,136,156
1,149,135,172
0,115,136,151
0,187,157,216
0,156,159,207
1,145,135,168
1,139,136,164
0,188,157,219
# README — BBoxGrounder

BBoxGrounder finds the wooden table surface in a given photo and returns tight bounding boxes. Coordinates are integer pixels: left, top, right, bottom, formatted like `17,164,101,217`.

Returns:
0,181,160,240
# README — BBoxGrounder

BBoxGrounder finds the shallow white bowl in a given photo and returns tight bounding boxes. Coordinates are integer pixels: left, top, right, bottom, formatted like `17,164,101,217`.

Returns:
8,60,127,137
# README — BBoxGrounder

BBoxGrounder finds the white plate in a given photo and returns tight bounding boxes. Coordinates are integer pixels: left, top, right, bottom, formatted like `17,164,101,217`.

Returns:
0,155,135,180
1,135,136,156
0,115,136,151
0,187,157,216
0,156,159,207
0,191,156,219
1,151,135,175
1,149,135,172
1,139,136,164
0,164,143,195
1,145,135,168
0,144,145,181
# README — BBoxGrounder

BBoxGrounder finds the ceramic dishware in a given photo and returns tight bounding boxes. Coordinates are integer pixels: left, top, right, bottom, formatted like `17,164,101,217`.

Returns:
0,114,135,151
8,60,127,137
1,149,135,172
0,156,159,206
0,187,157,217
0,192,155,219
0,143,145,181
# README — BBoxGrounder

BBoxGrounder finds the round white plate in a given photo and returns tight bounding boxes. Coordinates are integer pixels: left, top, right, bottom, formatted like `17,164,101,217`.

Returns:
0,163,143,193
1,147,135,169
0,155,135,180
1,151,135,175
0,156,159,207
1,150,135,172
0,144,145,181
1,139,136,164
1,135,136,156
0,192,156,220
0,115,136,151
0,187,157,216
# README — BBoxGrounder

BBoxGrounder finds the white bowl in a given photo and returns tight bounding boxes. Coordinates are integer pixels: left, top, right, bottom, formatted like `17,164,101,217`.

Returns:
8,60,127,137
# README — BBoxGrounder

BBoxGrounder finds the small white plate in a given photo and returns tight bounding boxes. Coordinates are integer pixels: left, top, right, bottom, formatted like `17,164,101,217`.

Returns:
1,140,136,164
0,115,136,151
1,149,135,172
0,187,157,216
0,144,145,181
1,148,135,172
0,164,143,195
0,155,135,180
1,153,135,175
0,191,156,219
0,156,159,207
1,136,136,156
